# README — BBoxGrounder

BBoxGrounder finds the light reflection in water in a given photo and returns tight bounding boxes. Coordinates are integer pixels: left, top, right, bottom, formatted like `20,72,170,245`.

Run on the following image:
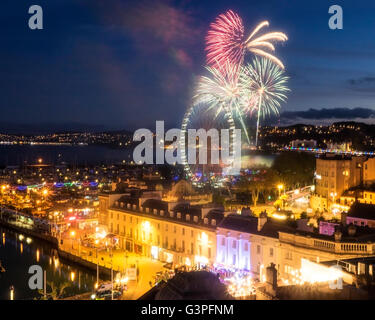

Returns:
0,227,98,300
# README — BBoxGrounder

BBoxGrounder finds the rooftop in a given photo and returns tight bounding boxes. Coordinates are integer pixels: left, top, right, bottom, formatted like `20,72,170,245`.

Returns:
347,202,375,221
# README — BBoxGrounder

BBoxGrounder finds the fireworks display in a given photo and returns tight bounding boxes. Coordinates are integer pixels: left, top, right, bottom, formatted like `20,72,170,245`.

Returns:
193,63,251,144
244,21,288,69
206,10,288,71
239,57,290,146
205,10,245,72
180,9,289,181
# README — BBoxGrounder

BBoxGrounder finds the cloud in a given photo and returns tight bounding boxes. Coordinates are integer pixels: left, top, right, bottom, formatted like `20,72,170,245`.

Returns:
273,108,375,126
282,108,375,120
348,77,375,93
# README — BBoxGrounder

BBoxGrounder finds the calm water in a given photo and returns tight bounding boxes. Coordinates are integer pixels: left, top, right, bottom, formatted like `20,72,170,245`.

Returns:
0,145,276,168
0,145,133,167
0,227,97,300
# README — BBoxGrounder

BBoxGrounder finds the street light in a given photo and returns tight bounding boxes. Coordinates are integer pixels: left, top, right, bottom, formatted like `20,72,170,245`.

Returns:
277,184,284,197
330,192,337,209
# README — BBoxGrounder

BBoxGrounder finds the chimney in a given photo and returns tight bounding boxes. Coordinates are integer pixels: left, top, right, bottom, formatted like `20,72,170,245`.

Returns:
265,263,278,297
341,211,348,226
348,224,356,236
334,229,342,242
257,212,268,231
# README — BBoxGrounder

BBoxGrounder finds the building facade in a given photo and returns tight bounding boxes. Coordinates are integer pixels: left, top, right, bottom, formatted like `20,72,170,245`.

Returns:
104,193,222,268
311,154,365,212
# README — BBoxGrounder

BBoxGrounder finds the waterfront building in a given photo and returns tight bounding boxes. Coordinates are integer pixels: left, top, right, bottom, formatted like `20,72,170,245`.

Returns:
99,187,375,284
216,212,375,283
278,223,375,282
102,191,223,268
216,212,284,279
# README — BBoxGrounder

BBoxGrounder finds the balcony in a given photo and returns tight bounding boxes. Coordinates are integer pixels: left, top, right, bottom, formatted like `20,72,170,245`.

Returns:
279,232,375,255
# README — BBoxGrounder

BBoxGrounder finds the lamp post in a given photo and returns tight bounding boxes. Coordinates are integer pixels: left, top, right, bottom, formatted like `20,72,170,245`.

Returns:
277,184,284,198
110,246,113,300
330,192,337,203
9,286,14,300
330,192,337,211
96,247,99,288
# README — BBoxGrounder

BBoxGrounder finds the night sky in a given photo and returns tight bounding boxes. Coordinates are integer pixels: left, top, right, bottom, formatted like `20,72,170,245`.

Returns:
1,0,375,130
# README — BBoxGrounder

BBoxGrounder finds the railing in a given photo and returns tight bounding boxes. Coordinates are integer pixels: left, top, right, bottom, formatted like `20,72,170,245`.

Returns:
280,232,375,255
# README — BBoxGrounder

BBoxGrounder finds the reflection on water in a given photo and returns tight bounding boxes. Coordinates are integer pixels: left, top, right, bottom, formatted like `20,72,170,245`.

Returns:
0,145,133,167
0,227,96,300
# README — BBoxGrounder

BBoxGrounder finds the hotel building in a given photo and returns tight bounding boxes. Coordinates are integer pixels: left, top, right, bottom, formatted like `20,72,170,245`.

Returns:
100,190,223,267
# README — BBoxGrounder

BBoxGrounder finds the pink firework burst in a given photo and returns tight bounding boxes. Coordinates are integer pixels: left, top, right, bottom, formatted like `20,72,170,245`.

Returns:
205,10,245,72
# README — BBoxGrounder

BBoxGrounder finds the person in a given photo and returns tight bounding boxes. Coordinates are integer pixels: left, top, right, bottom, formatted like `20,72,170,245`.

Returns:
149,281,152,287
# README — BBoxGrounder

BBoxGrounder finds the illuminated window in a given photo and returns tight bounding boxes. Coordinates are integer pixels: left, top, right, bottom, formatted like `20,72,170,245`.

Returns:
182,228,185,235
257,245,261,254
270,248,274,257
285,251,292,260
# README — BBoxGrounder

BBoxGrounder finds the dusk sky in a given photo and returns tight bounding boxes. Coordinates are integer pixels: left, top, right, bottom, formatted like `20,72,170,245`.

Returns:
1,0,375,130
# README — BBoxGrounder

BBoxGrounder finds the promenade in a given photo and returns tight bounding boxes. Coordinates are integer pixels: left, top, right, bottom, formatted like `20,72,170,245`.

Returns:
59,236,165,299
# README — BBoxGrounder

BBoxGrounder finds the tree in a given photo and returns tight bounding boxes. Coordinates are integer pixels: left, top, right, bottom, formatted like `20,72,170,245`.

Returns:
37,281,71,300
272,152,315,188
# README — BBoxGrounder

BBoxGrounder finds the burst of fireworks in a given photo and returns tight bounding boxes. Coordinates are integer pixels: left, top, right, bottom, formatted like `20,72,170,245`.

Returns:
239,57,290,146
206,10,288,71
205,10,245,72
244,21,288,69
193,63,250,143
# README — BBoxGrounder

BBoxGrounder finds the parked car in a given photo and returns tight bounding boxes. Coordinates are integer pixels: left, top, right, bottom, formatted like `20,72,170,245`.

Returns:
92,290,122,300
